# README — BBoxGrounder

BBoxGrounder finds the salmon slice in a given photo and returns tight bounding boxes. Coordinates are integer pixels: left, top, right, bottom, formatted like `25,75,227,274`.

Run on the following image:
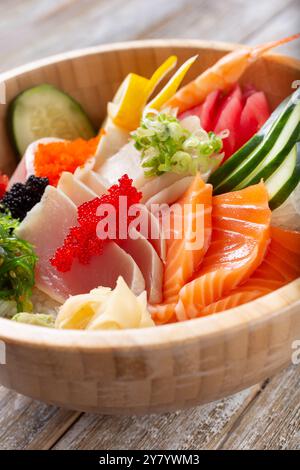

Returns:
150,174,213,324
200,226,300,316
175,182,271,320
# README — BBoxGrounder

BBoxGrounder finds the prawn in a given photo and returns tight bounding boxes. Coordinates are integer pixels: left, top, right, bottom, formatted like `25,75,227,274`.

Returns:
166,33,300,113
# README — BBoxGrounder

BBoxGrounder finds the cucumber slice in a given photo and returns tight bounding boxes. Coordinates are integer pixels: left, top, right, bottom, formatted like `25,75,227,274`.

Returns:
235,104,300,189
209,95,291,191
208,88,300,210
8,84,96,156
267,144,300,210
209,89,300,194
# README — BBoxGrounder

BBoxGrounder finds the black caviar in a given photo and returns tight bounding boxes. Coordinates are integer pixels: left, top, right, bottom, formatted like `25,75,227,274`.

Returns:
1,175,49,221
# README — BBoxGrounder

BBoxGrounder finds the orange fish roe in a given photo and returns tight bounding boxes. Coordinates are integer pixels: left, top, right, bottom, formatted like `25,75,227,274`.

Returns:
34,136,100,186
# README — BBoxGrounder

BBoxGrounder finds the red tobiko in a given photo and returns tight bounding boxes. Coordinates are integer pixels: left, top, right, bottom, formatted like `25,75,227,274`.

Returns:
50,174,142,272
0,172,9,199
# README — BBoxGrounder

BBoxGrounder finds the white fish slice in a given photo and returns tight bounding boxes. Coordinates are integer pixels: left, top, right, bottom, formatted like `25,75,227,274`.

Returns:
75,167,107,196
17,186,145,302
145,176,194,207
94,119,130,169
122,228,163,304
95,141,146,189
140,173,186,203
57,171,97,206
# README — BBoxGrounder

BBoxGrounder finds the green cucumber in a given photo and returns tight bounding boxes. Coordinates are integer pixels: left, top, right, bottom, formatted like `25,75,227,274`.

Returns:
8,84,96,156
236,105,300,188
267,144,300,210
209,89,300,196
209,96,290,190
208,88,300,209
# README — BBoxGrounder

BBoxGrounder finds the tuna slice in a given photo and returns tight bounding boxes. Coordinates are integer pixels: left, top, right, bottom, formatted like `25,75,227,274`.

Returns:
122,228,163,304
16,186,145,303
57,172,97,206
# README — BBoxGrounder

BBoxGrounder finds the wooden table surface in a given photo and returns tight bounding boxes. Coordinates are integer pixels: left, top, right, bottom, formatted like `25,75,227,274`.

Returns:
0,0,299,451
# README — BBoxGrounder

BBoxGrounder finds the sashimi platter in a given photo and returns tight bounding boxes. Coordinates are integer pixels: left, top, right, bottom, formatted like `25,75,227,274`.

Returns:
1,34,300,335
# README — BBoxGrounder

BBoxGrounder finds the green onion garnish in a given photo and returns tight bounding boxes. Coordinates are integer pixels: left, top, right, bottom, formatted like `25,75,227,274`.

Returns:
131,111,223,178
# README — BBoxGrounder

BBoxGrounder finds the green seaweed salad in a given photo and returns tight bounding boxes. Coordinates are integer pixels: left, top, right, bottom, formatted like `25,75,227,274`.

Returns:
0,212,37,312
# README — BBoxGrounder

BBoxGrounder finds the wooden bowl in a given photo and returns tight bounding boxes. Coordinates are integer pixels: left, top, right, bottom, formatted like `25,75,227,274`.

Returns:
0,40,299,414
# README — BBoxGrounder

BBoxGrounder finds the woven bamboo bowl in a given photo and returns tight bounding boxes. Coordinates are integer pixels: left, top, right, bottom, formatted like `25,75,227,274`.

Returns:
0,40,299,414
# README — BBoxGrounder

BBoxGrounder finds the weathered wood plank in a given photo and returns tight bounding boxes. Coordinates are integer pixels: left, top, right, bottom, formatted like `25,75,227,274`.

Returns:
219,366,300,450
138,0,299,58
244,0,300,58
0,0,201,72
2,0,297,75
52,386,260,450
0,386,81,450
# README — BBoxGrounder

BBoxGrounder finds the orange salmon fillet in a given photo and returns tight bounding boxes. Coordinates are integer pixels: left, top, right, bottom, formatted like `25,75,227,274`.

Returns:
150,174,212,324
175,182,271,320
199,226,300,316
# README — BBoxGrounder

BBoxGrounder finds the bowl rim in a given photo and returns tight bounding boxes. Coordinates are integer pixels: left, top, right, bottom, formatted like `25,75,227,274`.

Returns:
0,39,299,351
1,38,300,81
0,280,299,350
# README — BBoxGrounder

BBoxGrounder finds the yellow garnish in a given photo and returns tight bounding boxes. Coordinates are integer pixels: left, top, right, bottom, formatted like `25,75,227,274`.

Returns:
147,55,198,110
147,55,177,96
107,56,177,131
108,73,149,131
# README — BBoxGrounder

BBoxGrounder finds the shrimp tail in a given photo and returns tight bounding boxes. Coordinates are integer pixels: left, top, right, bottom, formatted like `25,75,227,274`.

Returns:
250,33,300,59
166,33,300,113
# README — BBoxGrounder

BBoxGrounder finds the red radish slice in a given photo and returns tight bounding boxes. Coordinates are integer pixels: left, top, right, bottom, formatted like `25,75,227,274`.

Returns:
238,91,270,148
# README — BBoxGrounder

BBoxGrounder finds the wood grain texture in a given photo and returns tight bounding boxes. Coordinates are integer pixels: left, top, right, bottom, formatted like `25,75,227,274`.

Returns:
0,0,298,74
219,365,300,450
53,386,261,450
0,0,299,450
0,386,81,450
